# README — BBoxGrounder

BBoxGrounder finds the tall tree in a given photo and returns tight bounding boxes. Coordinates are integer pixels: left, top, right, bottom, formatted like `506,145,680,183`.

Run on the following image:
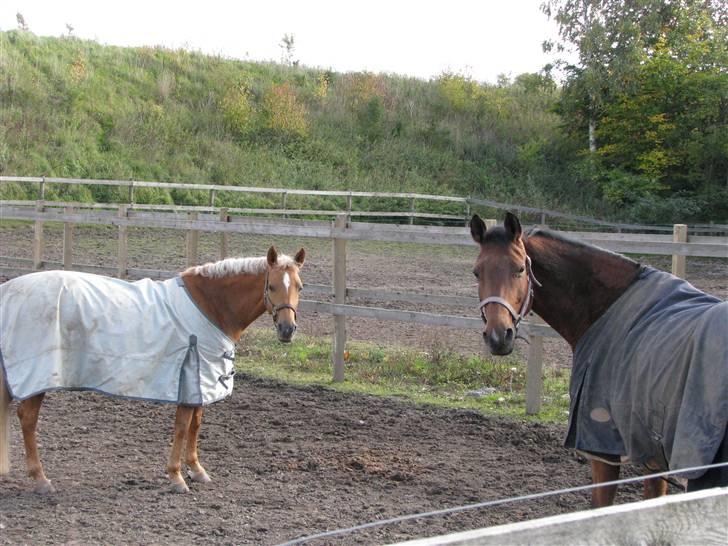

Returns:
544,0,728,218
542,0,674,151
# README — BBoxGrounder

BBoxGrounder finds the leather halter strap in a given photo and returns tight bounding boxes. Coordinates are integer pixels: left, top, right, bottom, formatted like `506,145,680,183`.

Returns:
263,269,298,324
478,255,541,328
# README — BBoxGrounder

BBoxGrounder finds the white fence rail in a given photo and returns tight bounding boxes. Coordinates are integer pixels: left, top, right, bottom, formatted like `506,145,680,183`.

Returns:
1,200,726,414
391,487,728,546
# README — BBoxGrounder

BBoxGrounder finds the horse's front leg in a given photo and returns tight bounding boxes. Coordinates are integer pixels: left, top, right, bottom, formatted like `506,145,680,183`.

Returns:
590,460,620,508
17,394,55,494
167,405,194,493
185,406,211,484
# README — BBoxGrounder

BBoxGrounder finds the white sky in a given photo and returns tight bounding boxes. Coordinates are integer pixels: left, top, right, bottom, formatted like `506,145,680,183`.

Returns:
1,0,562,84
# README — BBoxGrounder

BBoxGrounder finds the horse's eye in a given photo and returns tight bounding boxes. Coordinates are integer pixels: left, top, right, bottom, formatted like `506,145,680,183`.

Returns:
473,269,479,279
268,285,276,292
298,284,304,292
514,266,526,278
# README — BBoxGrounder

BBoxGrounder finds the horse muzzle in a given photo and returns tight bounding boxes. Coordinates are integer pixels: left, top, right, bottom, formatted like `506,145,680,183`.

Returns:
483,327,514,356
276,321,297,343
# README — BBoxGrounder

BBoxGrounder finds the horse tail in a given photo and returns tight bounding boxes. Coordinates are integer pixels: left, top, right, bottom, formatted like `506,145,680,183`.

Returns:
0,367,10,474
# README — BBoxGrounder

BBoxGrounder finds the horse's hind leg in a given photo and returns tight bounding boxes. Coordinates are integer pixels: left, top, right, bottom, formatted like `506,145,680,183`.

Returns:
186,407,211,484
17,393,55,494
643,476,668,499
167,405,194,493
590,460,620,508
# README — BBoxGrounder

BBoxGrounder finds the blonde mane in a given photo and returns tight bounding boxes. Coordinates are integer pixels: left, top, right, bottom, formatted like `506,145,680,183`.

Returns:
189,254,297,278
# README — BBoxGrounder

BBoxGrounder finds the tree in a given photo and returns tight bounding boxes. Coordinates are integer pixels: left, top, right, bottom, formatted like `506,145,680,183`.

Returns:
543,0,727,219
279,34,298,66
596,4,727,205
16,12,28,31
541,0,678,152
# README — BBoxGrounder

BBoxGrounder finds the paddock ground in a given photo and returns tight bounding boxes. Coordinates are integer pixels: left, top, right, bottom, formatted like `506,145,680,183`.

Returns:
0,377,650,545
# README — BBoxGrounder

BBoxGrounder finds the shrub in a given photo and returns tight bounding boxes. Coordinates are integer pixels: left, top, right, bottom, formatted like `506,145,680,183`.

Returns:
261,83,308,138
220,82,257,137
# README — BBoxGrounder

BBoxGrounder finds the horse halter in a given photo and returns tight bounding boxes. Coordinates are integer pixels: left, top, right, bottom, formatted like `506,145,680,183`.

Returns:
478,255,542,330
263,269,298,324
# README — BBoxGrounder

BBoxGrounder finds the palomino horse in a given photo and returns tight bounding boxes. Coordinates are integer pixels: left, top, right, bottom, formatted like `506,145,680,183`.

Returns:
0,246,305,494
470,213,727,507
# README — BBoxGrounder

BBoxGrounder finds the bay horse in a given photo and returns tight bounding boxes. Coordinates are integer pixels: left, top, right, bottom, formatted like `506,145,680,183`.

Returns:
0,246,305,494
470,212,727,507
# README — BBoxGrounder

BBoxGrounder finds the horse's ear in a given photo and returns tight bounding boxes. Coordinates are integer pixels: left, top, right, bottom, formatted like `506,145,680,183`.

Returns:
470,214,487,244
504,212,522,241
266,246,278,267
294,248,306,268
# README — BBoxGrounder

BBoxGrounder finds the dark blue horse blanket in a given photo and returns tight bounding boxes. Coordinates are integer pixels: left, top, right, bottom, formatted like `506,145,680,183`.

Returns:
566,267,728,479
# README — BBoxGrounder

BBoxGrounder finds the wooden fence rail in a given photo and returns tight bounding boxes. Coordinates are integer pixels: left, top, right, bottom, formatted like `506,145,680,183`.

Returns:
3,175,727,233
1,202,726,414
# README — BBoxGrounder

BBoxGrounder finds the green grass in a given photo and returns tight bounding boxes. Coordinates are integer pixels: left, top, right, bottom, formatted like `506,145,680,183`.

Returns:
236,329,571,423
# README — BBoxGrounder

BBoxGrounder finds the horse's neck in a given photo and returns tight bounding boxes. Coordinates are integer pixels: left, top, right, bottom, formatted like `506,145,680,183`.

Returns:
525,233,640,349
182,273,267,341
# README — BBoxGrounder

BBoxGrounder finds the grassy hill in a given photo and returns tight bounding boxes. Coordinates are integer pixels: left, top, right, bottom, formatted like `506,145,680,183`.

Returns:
1,30,587,214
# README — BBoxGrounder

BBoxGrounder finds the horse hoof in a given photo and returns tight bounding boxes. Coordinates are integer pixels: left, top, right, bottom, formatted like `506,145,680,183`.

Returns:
34,480,55,495
188,469,211,484
171,481,190,494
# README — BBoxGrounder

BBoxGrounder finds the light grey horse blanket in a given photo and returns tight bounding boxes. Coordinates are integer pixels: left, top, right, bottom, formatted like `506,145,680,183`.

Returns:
566,266,727,479
0,271,235,405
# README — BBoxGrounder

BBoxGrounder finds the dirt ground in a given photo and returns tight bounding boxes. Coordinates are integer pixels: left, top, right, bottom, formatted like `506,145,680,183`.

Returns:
0,223,725,545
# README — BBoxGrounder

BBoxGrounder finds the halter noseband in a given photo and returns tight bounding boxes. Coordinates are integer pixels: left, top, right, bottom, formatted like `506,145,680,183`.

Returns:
478,255,541,330
263,269,298,324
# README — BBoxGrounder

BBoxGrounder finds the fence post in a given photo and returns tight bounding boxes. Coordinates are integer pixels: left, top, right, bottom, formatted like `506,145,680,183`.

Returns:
128,181,135,204
672,224,688,278
209,189,216,207
63,207,74,270
281,192,288,219
332,213,348,382
485,218,497,230
219,207,229,260
526,321,544,415
186,212,199,268
409,197,416,225
117,205,129,278
33,201,44,270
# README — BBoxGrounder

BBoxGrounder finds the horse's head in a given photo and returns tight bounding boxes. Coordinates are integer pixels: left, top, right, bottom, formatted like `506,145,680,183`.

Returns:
264,246,305,343
470,212,538,356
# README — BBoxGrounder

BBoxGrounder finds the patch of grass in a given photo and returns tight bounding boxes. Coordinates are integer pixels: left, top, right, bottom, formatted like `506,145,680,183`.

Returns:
236,328,571,423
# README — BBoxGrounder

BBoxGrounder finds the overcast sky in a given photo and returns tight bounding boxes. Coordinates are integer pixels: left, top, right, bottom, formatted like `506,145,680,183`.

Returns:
1,0,563,84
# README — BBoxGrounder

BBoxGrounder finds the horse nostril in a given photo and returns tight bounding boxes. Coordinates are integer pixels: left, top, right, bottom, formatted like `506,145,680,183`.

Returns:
277,322,296,340
505,328,514,343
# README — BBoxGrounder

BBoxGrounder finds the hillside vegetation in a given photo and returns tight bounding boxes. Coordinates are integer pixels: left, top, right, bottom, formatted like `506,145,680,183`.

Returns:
0,25,725,222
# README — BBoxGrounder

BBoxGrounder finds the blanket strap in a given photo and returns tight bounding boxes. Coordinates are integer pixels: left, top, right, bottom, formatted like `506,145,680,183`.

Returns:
218,370,235,389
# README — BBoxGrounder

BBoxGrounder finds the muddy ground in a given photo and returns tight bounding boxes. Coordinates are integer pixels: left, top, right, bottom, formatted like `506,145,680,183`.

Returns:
0,223,724,544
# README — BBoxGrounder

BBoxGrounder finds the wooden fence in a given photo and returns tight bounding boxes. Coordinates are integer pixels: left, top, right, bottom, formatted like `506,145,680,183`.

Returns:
391,487,728,546
2,175,727,233
1,200,726,414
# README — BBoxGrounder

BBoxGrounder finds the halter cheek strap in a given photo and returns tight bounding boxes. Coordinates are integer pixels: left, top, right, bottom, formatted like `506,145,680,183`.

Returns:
478,255,541,329
263,270,298,324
